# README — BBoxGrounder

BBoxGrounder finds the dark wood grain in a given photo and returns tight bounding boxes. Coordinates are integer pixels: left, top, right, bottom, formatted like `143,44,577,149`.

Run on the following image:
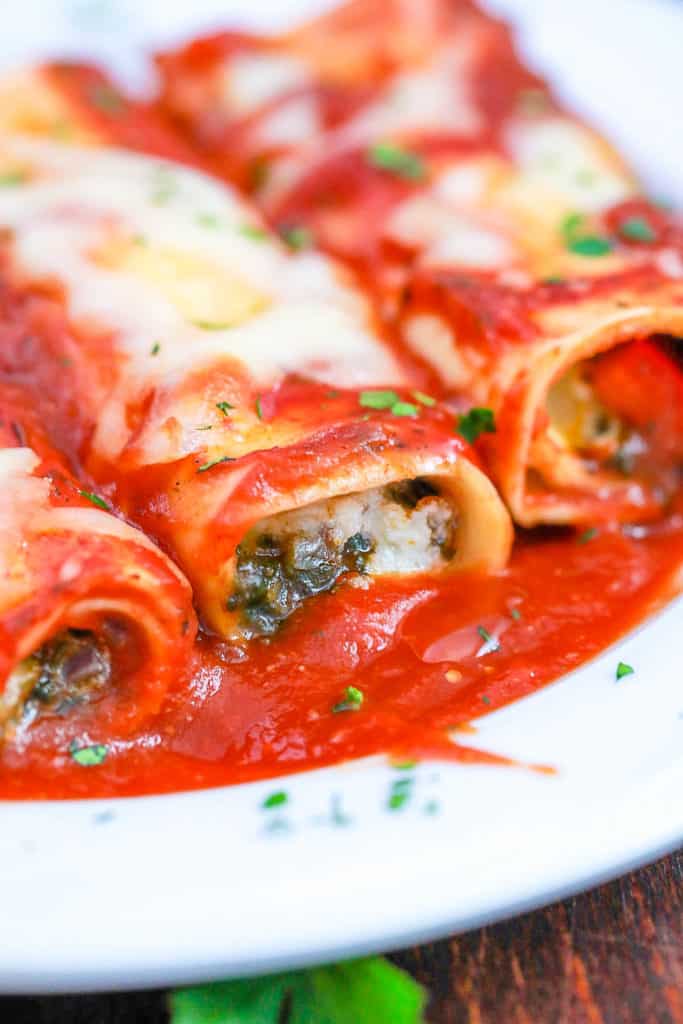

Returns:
3,849,681,1023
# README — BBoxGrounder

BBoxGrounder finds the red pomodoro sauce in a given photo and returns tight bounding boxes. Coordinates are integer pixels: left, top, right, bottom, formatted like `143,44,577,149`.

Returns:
1,509,681,799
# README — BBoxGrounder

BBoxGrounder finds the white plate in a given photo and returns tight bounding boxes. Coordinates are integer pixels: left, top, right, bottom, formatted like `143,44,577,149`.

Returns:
1,0,682,995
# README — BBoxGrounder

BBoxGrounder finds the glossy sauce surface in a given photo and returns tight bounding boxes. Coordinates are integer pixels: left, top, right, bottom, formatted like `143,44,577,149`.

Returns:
1,509,681,799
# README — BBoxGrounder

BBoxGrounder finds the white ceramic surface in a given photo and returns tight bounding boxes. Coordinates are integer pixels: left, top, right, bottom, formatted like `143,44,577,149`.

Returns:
1,0,682,995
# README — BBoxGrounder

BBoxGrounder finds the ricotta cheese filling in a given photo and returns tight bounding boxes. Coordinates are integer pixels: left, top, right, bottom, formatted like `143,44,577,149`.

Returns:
228,478,457,636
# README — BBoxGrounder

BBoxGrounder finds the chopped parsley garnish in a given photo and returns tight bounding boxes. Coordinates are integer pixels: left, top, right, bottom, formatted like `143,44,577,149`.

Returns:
281,225,313,250
616,661,635,681
561,213,612,257
393,760,417,771
618,216,657,243
169,957,427,1024
79,490,110,511
196,212,221,229
568,235,613,257
150,169,178,205
481,694,492,706
215,401,234,416
0,170,27,187
391,401,419,418
359,390,421,418
255,395,264,419
262,790,288,810
239,223,268,241
387,776,413,811
192,321,231,330
510,607,522,621
578,526,599,544
412,390,436,407
332,685,364,713
517,87,550,114
359,389,400,410
88,83,124,115
542,275,565,285
69,741,108,767
197,454,235,473
367,142,426,182
150,341,161,356
476,625,500,656
457,407,496,444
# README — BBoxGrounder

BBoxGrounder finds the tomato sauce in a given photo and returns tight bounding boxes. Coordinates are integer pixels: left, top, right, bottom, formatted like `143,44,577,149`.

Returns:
0,509,681,799
0,63,681,800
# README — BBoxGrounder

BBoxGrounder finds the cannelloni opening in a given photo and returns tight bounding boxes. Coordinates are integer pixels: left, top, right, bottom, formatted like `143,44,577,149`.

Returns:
0,405,197,744
227,477,458,636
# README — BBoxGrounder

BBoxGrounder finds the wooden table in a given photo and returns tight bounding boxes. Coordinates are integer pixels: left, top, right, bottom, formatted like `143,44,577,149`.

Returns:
4,849,681,1023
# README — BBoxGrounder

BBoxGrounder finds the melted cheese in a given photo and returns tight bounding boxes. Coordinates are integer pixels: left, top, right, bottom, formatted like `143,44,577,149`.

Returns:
0,138,405,463
219,53,311,115
0,68,97,143
95,237,270,328
505,116,636,214
342,46,480,145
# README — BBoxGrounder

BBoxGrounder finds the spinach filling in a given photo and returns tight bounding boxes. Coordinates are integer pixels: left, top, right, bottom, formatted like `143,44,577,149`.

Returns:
1,628,111,734
227,529,375,638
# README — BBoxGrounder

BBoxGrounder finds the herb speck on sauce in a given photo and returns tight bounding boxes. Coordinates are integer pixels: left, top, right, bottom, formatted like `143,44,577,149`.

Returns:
332,685,364,713
367,142,426,182
457,407,496,444
69,741,108,767
262,790,288,809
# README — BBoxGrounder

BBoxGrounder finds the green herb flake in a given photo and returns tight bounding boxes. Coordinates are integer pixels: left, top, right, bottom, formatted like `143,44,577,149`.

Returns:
393,760,417,771
169,956,427,1024
457,407,496,444
412,390,436,407
196,212,221,229
391,401,419,418
367,142,426,182
517,87,550,114
567,235,613,257
0,170,27,187
281,225,313,250
215,401,234,416
79,490,110,511
332,685,364,713
616,661,635,681
510,607,522,621
359,389,400,410
481,694,492,706
69,741,108,767
618,216,657,243
150,341,161,356
387,776,413,811
88,83,124,116
542,275,565,285
255,395,264,420
197,454,235,473
192,321,232,331
561,213,612,257
239,222,268,241
262,790,288,810
476,625,500,656
578,526,599,544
